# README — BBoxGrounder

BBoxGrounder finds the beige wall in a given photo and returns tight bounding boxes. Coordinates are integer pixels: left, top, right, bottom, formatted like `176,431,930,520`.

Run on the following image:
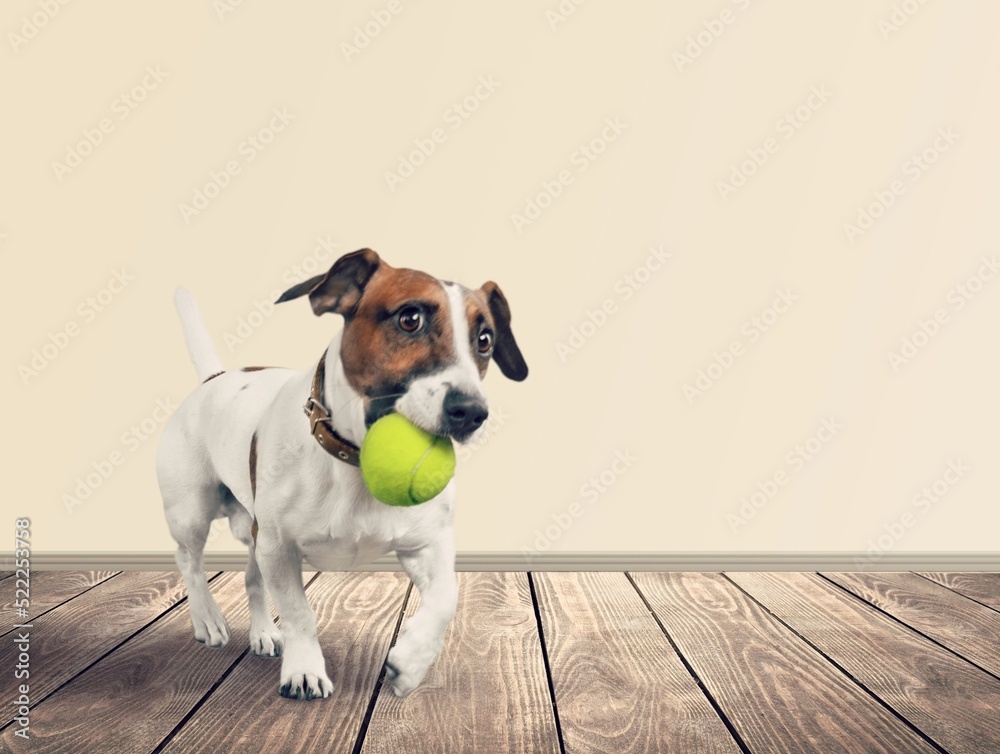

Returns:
4,0,999,559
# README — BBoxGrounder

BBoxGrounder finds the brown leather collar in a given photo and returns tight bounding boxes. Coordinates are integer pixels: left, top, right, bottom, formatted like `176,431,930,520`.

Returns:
303,350,361,466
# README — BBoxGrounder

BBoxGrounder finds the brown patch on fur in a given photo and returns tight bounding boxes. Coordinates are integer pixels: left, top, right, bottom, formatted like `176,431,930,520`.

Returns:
464,289,493,378
276,248,381,317
340,264,456,401
203,371,225,383
249,432,259,544
249,432,258,499
477,281,528,381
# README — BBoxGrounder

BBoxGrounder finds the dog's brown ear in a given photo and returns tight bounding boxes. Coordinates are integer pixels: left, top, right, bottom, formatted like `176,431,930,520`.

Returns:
276,249,381,316
479,281,528,381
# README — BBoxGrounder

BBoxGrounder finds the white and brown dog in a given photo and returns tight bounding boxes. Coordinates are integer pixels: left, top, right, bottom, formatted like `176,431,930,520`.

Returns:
156,249,527,700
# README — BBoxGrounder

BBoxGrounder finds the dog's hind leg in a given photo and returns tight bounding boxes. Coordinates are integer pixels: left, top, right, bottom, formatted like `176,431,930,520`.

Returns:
223,496,283,657
245,545,283,656
160,474,232,648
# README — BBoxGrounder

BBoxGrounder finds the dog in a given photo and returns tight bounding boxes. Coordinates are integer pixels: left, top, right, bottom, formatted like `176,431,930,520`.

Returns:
156,249,527,700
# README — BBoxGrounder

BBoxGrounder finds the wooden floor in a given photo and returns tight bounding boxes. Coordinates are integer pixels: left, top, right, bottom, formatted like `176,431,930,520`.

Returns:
1,571,999,753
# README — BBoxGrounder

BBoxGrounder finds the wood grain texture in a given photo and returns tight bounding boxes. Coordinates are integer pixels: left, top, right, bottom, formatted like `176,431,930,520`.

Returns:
533,571,741,754
4,570,998,753
162,572,408,754
0,570,204,728
730,571,1000,754
0,570,119,635
629,572,938,754
0,572,252,753
360,572,560,754
917,572,1000,610
824,572,1000,676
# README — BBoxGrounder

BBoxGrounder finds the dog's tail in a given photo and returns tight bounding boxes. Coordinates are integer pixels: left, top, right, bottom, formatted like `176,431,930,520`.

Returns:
174,287,224,382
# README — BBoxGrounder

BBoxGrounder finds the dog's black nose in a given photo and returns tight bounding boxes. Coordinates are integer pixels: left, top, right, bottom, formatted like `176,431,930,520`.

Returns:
443,390,488,437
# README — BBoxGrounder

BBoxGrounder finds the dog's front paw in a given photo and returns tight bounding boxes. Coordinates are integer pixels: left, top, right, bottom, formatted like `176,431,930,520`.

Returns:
279,670,333,700
250,623,283,657
278,642,331,699
278,648,333,701
384,634,442,698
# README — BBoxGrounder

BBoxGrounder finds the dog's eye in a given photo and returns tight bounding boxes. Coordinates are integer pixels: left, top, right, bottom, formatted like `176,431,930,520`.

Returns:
477,329,494,355
397,306,424,334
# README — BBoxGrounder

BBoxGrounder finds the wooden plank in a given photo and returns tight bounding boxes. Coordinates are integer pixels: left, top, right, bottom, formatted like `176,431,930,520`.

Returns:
0,571,119,635
731,571,1000,754
161,572,408,754
0,572,253,753
0,570,208,728
917,572,1000,610
533,572,741,754
629,572,938,754
360,572,560,754
824,572,1000,676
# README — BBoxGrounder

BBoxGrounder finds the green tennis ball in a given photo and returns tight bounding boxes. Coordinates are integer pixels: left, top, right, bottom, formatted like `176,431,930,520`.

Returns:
360,413,456,506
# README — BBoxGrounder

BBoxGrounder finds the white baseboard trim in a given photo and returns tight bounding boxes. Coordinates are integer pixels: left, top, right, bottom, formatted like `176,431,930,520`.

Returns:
6,551,999,571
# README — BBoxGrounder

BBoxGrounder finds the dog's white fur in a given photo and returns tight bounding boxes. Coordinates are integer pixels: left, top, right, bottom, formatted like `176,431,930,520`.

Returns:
157,261,518,700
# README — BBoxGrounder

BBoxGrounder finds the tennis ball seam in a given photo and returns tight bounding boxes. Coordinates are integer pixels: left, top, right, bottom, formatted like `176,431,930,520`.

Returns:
408,443,439,505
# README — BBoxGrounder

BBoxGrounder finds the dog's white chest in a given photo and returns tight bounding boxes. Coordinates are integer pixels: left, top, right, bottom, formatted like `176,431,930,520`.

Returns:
297,488,454,570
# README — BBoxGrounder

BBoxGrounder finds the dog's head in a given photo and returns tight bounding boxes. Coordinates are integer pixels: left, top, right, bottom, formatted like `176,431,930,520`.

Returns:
277,248,527,442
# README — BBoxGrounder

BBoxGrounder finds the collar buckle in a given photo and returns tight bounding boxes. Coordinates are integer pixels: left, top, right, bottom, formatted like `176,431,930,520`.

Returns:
303,395,327,420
